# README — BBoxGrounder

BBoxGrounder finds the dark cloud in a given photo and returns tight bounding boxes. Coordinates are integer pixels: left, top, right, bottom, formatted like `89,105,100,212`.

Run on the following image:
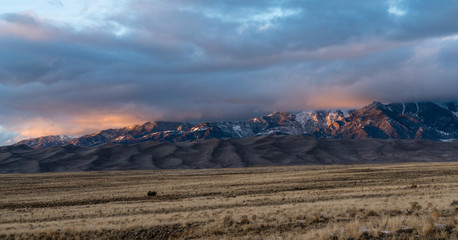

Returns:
390,1,458,40
438,39,458,66
1,12,40,26
1,0,458,144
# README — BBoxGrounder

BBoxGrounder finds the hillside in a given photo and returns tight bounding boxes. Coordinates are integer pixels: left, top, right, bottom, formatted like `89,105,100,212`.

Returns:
2,135,458,173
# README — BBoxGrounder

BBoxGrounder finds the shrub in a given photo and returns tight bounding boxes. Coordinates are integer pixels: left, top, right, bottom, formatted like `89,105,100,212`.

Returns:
451,200,458,213
409,202,422,211
366,209,378,217
223,215,234,227
431,211,441,220
239,215,250,225
421,223,435,236
147,191,157,197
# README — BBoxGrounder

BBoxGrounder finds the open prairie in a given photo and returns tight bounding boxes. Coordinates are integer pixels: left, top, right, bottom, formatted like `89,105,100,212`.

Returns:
1,162,458,239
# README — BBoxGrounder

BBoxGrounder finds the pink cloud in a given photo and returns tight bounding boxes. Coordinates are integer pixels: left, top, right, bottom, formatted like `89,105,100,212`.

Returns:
0,12,55,40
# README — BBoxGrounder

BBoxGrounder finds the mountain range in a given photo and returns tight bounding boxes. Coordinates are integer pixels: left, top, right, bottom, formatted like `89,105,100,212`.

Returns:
15,101,458,149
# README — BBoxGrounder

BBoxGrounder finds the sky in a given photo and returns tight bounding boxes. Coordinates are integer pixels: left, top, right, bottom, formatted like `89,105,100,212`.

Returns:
1,0,458,145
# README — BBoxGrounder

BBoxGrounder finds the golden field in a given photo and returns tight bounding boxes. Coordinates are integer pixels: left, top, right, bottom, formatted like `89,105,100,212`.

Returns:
0,162,458,239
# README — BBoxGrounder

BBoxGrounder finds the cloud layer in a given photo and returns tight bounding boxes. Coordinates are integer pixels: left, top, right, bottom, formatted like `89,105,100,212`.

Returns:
1,0,458,144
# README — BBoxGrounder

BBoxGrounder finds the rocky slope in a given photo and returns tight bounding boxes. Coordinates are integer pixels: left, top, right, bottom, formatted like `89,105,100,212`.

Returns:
16,111,349,148
325,102,458,140
14,135,73,148
15,101,458,149
2,135,458,173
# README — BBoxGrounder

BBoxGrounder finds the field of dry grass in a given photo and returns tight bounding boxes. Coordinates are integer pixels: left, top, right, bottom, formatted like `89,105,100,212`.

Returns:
1,162,458,239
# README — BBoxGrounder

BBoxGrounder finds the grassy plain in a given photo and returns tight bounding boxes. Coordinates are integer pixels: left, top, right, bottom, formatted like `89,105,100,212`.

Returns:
0,162,458,239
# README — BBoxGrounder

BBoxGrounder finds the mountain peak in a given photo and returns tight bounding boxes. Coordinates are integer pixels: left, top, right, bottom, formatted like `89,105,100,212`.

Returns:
365,101,385,109
15,135,73,148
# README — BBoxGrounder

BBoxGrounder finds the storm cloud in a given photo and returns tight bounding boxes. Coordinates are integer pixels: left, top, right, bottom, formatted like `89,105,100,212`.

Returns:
1,0,458,145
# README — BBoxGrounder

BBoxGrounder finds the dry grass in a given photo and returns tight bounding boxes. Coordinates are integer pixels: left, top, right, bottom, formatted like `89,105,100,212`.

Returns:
0,162,457,239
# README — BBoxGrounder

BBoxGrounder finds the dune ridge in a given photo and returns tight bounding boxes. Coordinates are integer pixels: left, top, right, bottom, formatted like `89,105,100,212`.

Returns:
1,135,457,174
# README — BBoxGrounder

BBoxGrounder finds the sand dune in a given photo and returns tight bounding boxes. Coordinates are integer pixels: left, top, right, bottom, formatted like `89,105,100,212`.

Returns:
1,135,457,173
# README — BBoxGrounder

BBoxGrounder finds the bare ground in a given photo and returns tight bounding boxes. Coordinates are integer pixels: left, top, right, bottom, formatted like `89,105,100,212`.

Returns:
0,162,458,239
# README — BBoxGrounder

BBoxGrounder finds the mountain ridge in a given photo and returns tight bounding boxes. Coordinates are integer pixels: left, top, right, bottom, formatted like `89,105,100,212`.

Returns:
15,101,458,149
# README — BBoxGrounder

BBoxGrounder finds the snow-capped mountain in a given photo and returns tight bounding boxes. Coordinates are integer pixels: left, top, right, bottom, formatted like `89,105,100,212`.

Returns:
69,121,193,146
327,102,458,140
15,135,74,148
14,101,458,149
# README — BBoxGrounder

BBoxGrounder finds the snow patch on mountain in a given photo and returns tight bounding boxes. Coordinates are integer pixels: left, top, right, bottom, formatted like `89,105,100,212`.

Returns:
295,110,348,133
191,126,207,132
232,125,244,137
